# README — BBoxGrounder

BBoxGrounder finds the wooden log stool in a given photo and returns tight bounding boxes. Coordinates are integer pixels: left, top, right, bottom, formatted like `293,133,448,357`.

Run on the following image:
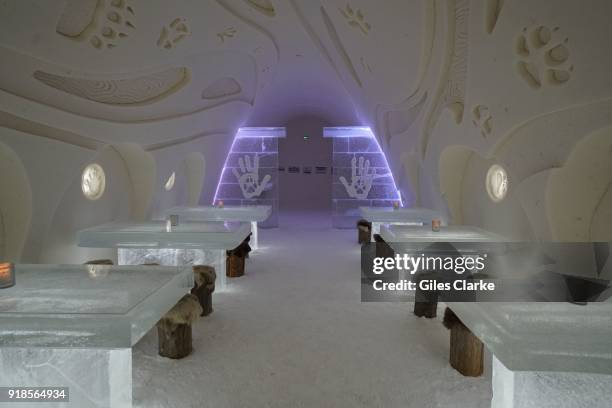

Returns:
226,238,251,278
191,265,216,316
373,234,393,258
443,307,484,377
84,259,114,265
413,272,438,318
357,219,372,244
157,294,203,359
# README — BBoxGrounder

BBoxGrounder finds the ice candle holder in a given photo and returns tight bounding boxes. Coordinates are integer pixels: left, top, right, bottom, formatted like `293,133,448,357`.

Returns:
432,219,441,232
0,262,15,288
166,214,179,232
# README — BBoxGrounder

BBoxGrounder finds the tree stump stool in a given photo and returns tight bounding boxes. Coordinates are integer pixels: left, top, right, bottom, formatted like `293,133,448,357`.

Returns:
191,265,216,316
357,219,372,244
373,234,393,258
244,233,252,259
226,238,251,278
413,272,438,318
84,259,114,265
157,294,203,359
443,307,484,377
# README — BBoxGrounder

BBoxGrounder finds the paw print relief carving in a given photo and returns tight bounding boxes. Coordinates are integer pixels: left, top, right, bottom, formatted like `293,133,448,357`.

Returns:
515,25,574,89
233,155,271,199
340,156,385,200
157,18,190,49
217,27,237,43
91,0,136,49
339,4,371,35
57,0,136,50
472,105,493,138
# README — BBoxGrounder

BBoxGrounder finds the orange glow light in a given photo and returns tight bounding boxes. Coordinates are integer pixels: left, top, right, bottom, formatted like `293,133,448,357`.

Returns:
0,262,14,284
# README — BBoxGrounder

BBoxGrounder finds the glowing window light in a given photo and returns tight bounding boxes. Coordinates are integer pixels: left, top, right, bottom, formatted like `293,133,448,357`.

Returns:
164,172,176,191
486,164,509,202
82,163,106,200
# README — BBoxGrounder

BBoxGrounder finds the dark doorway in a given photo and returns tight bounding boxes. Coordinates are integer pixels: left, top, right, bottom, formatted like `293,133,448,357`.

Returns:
278,115,333,213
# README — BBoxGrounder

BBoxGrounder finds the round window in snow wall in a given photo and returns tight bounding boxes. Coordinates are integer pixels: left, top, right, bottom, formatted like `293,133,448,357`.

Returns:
82,163,106,200
164,172,176,191
486,164,509,202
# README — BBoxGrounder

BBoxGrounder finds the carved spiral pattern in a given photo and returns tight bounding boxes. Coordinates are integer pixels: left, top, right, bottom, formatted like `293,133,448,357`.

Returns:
33,68,188,105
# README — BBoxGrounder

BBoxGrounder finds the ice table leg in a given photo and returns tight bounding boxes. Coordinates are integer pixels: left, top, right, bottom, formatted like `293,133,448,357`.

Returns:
0,347,131,408
492,356,612,408
371,222,381,242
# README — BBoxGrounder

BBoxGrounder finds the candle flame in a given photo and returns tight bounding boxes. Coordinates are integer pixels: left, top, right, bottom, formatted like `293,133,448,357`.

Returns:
0,262,13,279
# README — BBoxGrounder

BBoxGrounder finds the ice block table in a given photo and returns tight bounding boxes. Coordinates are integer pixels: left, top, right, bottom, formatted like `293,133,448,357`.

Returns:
77,221,252,291
379,224,612,407
161,205,271,250
379,224,505,246
359,207,447,241
0,263,192,408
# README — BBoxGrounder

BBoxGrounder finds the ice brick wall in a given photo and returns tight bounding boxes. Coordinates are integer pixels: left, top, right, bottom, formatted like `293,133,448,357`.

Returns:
325,127,402,229
214,128,284,228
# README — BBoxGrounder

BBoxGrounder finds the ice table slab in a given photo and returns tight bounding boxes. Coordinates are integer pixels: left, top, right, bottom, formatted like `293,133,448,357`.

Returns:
162,205,271,250
461,302,612,408
0,264,192,408
78,221,252,290
77,221,251,250
448,302,612,375
380,225,508,254
379,225,612,407
359,207,447,241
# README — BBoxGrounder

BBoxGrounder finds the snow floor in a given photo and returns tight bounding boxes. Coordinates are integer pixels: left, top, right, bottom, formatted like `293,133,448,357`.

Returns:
133,211,492,408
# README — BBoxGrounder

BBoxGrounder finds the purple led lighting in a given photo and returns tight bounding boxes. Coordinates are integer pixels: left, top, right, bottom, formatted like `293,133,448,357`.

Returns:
213,126,403,207
212,127,285,205
212,131,240,204
326,126,403,207
366,128,404,207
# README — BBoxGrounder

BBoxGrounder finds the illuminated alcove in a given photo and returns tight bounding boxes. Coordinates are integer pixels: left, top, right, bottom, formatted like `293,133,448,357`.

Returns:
546,126,612,241
40,144,155,264
184,152,206,206
0,140,32,262
438,145,534,240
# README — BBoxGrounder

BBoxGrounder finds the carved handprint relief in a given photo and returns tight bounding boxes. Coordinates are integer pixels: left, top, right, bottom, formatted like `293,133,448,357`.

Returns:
339,156,381,200
232,155,271,199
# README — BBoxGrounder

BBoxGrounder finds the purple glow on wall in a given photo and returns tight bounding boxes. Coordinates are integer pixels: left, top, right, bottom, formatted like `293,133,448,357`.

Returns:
213,127,285,227
324,127,403,228
213,126,403,227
